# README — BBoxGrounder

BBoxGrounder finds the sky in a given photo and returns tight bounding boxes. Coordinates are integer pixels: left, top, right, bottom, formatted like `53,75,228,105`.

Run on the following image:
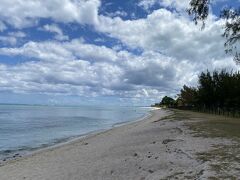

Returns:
0,0,239,106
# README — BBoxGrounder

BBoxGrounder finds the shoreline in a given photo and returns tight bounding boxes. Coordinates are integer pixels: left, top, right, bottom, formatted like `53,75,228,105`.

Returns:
0,108,155,166
1,109,238,179
0,108,171,180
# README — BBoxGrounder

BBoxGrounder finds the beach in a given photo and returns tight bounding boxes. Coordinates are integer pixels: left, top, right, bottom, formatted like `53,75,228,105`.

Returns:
0,109,239,179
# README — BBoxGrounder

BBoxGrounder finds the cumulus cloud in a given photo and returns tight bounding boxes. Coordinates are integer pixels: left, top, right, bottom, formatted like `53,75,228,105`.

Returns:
0,31,26,46
0,37,237,99
138,0,159,11
8,31,26,38
159,0,190,11
40,24,69,41
0,39,182,96
97,9,226,62
0,0,101,29
105,10,128,18
0,0,238,103
0,39,120,63
0,36,18,46
138,0,190,11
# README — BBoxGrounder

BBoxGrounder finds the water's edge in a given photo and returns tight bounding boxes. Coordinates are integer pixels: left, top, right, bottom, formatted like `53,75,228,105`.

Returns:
0,109,155,166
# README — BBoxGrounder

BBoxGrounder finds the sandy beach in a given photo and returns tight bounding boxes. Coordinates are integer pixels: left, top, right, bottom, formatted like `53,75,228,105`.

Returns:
0,109,239,180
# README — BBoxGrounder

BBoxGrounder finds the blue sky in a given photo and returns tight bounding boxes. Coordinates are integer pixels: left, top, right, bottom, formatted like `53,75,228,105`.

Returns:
0,0,239,106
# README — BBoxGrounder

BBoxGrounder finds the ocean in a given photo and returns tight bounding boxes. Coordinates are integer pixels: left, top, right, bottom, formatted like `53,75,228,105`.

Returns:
0,104,150,160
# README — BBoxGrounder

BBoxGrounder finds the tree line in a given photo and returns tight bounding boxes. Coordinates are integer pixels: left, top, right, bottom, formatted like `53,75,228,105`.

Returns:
153,70,240,117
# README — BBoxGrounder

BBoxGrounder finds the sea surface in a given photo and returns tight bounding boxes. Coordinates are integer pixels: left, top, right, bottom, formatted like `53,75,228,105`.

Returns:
0,104,151,160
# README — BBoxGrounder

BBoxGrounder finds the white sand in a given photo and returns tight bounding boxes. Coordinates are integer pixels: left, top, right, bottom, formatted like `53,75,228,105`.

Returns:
0,109,238,179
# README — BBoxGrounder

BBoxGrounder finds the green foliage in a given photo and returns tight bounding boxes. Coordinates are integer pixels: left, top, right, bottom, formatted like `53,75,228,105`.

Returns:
221,8,240,63
160,96,175,107
178,70,240,110
187,0,210,27
188,1,240,63
179,85,198,106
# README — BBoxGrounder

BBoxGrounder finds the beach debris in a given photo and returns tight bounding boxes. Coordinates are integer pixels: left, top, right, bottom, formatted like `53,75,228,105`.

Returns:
148,169,154,173
162,139,176,144
13,153,20,158
153,119,161,123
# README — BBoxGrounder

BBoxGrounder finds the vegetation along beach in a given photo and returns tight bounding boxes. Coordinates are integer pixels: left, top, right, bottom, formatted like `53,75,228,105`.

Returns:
0,0,239,179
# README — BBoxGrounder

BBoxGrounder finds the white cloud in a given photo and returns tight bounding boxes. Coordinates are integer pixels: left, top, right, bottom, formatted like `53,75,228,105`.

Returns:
0,31,26,46
0,39,178,96
8,31,26,38
159,0,190,11
0,36,18,46
105,10,128,18
0,0,101,29
97,9,226,62
0,39,120,63
138,0,190,11
0,1,238,103
0,38,237,99
138,0,159,11
40,24,69,41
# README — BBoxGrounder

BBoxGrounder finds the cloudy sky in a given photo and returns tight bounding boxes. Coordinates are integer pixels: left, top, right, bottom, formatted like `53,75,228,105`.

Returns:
0,0,239,106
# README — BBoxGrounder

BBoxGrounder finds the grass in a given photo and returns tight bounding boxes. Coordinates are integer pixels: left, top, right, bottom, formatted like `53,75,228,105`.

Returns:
172,109,240,139
158,110,191,121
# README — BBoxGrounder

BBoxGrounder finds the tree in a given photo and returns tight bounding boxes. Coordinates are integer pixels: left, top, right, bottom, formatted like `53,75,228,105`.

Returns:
179,85,198,107
155,70,240,114
188,0,240,63
198,71,215,107
160,96,175,107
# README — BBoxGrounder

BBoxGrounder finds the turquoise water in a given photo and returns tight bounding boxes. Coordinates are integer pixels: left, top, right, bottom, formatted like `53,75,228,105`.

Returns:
0,105,150,160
